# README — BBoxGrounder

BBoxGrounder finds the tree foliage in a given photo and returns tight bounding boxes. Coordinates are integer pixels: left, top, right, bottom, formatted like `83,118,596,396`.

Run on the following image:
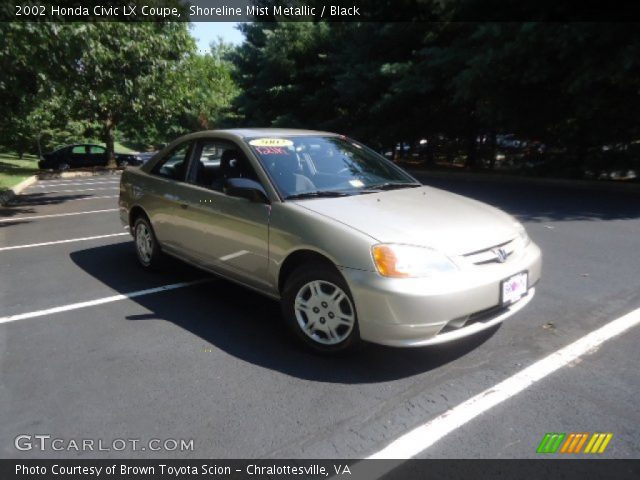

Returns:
1,22,239,161
230,10,640,174
49,23,196,165
3,10,640,177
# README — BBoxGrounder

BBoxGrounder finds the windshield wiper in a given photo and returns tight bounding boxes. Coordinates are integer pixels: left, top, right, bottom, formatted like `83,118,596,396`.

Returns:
364,182,422,191
285,191,351,200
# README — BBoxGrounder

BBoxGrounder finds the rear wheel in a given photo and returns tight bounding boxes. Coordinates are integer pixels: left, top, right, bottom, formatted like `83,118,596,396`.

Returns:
282,264,361,353
133,215,163,270
58,162,70,171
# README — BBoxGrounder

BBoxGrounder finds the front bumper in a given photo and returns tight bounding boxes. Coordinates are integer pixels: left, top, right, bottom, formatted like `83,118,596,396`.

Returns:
342,241,542,347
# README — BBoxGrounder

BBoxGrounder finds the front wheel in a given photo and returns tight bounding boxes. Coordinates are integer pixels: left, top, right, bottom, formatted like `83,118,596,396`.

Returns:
282,264,361,353
133,216,163,269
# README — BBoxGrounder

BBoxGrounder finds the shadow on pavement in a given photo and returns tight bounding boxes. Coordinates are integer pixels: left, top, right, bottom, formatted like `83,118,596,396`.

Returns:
0,193,99,227
70,242,497,384
0,206,36,218
6,192,96,207
0,220,33,228
419,176,640,222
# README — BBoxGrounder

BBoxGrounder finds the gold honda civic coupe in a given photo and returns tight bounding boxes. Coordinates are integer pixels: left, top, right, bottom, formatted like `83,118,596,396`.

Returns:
119,129,541,353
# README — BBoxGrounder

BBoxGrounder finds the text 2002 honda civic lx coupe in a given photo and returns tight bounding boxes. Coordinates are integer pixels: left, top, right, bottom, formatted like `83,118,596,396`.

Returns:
119,129,541,353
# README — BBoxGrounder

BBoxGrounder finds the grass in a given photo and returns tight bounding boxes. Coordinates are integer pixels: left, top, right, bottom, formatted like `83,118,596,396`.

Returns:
110,141,138,154
0,152,39,191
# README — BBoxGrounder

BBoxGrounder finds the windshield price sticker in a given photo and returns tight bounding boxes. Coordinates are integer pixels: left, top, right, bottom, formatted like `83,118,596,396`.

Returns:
255,146,288,155
249,138,294,147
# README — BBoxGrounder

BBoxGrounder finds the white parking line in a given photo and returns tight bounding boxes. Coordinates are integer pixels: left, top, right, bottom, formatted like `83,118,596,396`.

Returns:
39,174,121,182
11,195,119,205
0,208,118,222
367,306,640,459
0,279,212,324
34,181,120,187
0,233,129,251
32,187,119,193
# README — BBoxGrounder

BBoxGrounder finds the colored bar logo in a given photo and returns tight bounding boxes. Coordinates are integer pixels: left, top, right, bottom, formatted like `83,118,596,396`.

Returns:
537,433,613,454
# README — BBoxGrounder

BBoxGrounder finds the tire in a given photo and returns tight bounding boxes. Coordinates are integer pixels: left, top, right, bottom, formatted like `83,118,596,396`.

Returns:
58,162,70,171
281,263,361,354
132,215,163,270
118,160,128,168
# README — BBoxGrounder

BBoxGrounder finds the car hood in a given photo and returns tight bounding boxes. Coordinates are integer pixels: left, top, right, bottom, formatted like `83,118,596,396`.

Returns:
294,186,520,256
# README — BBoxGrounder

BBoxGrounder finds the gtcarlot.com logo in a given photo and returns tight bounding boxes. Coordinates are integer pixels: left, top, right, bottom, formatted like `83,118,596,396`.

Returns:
536,432,613,454
14,435,194,452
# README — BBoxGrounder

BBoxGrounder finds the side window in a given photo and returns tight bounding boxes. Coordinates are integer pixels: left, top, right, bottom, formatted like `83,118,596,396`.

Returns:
71,145,87,154
89,146,106,154
151,142,192,181
191,141,224,190
191,140,259,192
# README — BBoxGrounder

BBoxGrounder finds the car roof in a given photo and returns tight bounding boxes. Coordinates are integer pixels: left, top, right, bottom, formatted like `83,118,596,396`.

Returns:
201,128,337,139
141,128,342,175
56,143,104,150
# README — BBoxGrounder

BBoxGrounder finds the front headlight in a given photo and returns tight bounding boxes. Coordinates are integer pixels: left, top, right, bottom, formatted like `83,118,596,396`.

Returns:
372,244,458,278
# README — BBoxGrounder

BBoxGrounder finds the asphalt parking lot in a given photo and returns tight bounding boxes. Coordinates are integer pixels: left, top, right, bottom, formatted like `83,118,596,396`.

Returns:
1,172,639,459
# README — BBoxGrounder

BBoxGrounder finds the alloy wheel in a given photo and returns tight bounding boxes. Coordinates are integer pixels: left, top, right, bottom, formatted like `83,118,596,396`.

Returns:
135,222,153,264
293,280,355,345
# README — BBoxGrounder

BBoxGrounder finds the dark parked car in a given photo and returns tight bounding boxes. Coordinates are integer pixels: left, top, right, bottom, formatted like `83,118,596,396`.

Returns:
135,151,159,164
38,144,143,170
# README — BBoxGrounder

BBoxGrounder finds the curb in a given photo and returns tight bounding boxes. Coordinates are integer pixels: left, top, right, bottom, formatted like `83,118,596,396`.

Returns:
407,167,640,193
1,169,122,206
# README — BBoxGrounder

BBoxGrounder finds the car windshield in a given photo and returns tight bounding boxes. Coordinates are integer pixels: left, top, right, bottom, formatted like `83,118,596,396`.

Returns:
246,135,419,199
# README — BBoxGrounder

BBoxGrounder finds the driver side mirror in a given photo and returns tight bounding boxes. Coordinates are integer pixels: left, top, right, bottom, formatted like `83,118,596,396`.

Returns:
224,177,269,203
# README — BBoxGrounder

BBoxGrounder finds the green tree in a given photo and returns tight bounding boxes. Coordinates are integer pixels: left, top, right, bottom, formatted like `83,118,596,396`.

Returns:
0,23,61,154
119,37,240,149
231,12,640,174
51,22,196,166
179,39,240,130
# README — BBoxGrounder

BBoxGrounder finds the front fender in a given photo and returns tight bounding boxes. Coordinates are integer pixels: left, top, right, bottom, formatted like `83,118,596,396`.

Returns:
267,202,377,287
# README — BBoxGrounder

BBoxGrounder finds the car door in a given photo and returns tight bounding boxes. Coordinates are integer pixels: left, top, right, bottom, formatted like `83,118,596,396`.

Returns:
142,140,197,253
88,145,108,166
178,138,271,289
69,145,90,167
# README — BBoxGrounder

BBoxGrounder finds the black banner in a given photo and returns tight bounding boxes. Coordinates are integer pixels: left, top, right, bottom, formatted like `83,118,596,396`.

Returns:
3,0,640,22
2,459,640,480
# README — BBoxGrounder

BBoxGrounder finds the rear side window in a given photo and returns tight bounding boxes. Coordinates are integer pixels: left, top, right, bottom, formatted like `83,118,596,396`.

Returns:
71,145,87,154
151,142,192,181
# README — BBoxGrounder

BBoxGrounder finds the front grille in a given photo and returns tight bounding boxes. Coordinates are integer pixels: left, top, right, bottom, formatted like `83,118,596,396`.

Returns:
462,238,517,265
